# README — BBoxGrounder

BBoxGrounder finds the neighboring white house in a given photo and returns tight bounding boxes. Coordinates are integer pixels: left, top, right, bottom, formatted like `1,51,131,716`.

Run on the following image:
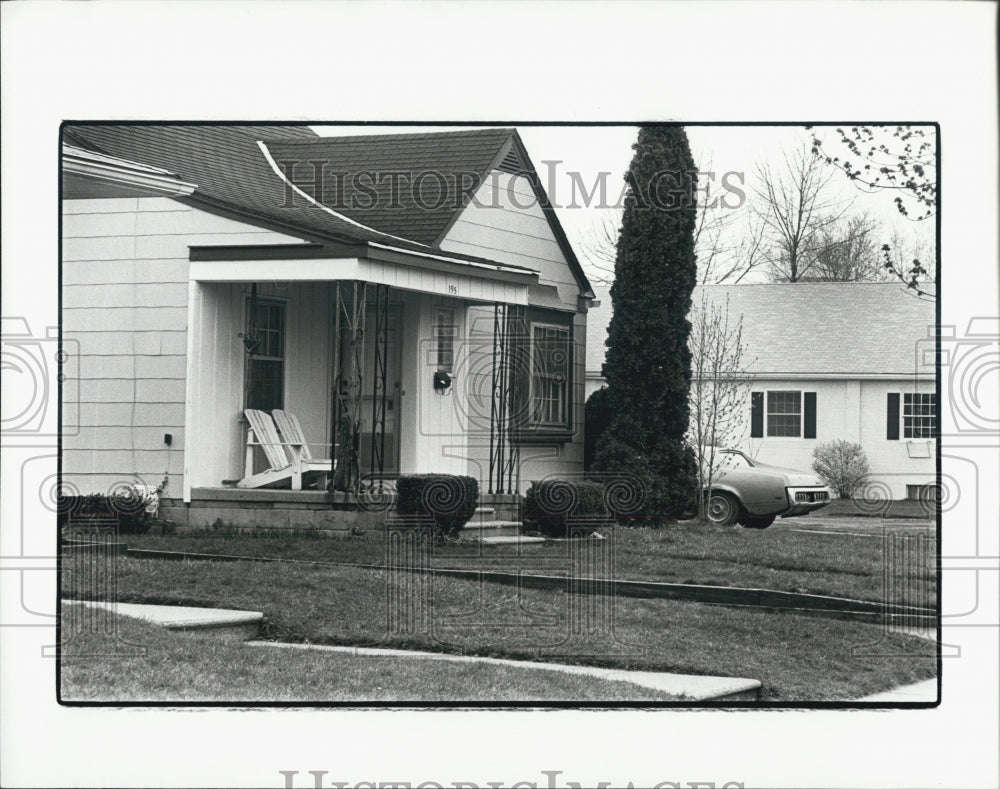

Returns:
587,282,937,500
61,125,594,528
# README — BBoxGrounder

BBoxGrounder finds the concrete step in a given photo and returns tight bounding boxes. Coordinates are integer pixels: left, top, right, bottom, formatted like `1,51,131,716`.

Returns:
462,519,522,530
478,534,546,545
66,600,263,641
460,520,523,540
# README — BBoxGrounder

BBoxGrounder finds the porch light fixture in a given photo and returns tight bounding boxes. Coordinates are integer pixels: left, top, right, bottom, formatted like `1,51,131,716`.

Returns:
433,370,452,393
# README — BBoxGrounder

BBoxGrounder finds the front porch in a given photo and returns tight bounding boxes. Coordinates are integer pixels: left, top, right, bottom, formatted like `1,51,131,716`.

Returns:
183,242,541,504
160,487,525,535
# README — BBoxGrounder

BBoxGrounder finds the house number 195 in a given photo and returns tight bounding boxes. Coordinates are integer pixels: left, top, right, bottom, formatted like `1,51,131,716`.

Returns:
447,284,458,294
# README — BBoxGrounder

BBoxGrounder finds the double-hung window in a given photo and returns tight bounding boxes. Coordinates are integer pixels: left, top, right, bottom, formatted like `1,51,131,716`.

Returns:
766,390,801,437
246,299,285,411
903,393,936,438
529,322,571,430
751,390,817,439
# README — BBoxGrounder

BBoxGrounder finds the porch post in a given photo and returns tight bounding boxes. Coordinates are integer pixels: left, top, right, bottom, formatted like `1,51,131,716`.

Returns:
369,283,390,489
328,282,341,493
332,280,367,492
504,305,526,495
488,303,526,495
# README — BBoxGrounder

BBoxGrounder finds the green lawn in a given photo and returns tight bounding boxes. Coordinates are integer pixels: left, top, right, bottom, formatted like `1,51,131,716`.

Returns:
128,520,936,607
820,497,934,519
63,554,937,702
60,607,683,703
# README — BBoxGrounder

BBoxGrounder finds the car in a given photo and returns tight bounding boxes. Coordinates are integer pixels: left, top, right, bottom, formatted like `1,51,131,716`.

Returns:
701,448,832,529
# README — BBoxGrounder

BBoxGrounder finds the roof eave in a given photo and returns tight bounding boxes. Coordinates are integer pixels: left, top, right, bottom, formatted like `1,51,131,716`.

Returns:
509,130,595,300
62,143,197,197
188,240,540,287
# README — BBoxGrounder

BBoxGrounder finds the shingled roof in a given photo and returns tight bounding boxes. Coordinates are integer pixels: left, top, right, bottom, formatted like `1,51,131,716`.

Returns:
62,124,424,250
587,282,936,379
61,125,591,296
265,129,517,246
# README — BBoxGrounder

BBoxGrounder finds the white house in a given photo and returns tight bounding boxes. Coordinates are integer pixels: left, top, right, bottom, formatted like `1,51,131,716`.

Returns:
587,282,937,500
61,125,594,529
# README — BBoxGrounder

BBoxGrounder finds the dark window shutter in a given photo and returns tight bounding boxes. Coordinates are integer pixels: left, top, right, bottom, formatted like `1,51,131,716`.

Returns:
803,392,817,438
887,393,900,440
750,392,764,438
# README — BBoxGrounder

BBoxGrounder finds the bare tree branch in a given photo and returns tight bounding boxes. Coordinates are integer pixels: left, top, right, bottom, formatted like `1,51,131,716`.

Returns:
687,291,756,520
811,212,886,281
753,143,852,282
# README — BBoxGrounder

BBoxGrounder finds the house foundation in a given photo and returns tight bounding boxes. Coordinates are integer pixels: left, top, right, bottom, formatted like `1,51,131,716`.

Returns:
159,489,525,535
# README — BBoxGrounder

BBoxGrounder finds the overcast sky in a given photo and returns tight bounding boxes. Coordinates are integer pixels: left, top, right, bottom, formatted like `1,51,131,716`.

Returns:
314,124,937,286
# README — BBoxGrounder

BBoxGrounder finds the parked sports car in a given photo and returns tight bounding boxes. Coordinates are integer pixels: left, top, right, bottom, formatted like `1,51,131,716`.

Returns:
702,448,832,529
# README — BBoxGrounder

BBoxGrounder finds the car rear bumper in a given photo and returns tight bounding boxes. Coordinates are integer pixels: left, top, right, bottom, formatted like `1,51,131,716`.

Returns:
781,486,832,516
781,501,831,517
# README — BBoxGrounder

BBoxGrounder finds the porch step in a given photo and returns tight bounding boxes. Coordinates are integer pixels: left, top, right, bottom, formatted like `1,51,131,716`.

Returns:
460,518,528,541
461,519,521,535
463,519,522,530
478,534,546,545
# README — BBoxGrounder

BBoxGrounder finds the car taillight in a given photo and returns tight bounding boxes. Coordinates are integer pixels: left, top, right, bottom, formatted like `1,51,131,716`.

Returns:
795,490,829,503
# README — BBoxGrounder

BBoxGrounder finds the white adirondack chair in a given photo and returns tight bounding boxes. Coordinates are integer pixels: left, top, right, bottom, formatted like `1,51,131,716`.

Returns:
238,409,333,490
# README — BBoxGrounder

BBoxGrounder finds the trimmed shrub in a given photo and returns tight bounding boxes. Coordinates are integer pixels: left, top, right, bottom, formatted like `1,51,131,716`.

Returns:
523,479,611,538
812,440,871,498
58,488,154,535
395,474,479,537
584,386,614,471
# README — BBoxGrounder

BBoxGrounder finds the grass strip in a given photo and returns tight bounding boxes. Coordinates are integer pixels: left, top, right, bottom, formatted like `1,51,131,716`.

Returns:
59,608,684,703
129,521,936,607
63,555,937,702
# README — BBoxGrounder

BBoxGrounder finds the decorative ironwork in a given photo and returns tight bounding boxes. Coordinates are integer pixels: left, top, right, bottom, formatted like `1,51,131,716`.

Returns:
330,281,367,492
488,303,526,494
369,284,390,489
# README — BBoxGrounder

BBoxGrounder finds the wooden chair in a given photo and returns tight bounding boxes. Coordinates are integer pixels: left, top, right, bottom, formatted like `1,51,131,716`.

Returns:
238,409,333,490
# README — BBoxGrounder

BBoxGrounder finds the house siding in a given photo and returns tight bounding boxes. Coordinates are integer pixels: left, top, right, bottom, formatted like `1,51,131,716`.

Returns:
742,378,936,499
442,173,586,490
440,171,581,308
61,196,304,498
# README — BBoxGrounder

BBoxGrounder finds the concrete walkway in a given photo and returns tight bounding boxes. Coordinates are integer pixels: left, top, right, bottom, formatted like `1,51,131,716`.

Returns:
855,678,938,703
247,640,761,701
67,600,263,640
63,599,760,701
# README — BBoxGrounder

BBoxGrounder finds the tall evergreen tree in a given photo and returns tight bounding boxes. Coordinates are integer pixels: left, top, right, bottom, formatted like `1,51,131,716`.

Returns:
593,126,699,519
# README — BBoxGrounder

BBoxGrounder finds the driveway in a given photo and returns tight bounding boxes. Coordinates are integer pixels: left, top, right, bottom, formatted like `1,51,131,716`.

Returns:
770,513,934,536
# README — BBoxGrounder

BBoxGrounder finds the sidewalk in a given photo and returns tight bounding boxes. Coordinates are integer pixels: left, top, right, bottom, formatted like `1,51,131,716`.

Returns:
248,640,762,701
65,599,761,701
855,678,938,703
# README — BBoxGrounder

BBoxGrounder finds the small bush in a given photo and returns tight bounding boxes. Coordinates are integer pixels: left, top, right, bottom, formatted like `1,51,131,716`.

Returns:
395,475,479,537
812,440,871,498
58,488,154,535
524,479,611,538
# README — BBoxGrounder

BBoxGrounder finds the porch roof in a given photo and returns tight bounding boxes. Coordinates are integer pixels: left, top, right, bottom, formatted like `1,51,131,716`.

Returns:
188,241,537,304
